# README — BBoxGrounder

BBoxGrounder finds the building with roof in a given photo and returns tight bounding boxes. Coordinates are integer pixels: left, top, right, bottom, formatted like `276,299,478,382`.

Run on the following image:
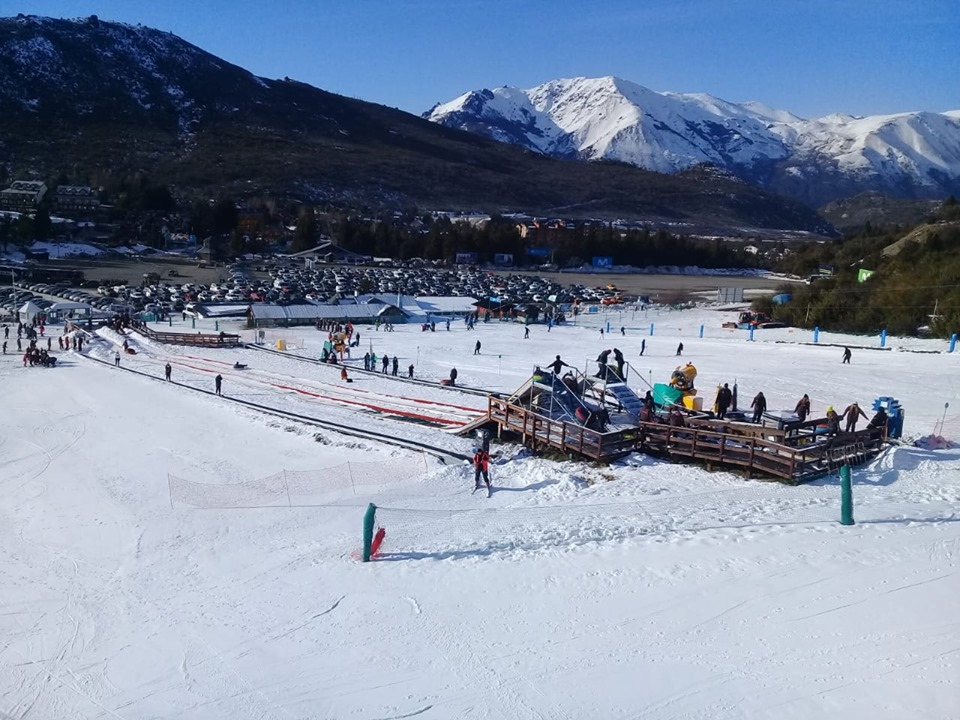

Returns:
54,185,99,213
0,181,47,213
248,302,404,328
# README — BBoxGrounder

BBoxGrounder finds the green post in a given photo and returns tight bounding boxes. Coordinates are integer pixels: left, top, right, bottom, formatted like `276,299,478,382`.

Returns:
840,464,854,525
191,317,196,329
362,503,377,562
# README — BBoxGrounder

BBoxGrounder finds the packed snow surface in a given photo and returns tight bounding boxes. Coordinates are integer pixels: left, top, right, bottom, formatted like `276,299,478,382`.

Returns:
2,302,958,719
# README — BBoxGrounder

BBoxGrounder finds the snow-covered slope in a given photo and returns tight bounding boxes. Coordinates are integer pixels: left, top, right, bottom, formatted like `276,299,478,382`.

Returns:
426,76,960,206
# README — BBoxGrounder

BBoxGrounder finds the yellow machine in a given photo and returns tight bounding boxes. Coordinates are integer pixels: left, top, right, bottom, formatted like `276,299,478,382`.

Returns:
669,363,698,395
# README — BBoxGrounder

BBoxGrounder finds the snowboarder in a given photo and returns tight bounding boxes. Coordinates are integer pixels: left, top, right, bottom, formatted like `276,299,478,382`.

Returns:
164,363,172,381
214,374,223,395
474,340,481,355
842,401,868,432
716,383,732,420
473,447,491,495
795,394,811,422
547,355,571,375
676,342,684,356
640,338,646,356
750,391,767,423
841,346,852,364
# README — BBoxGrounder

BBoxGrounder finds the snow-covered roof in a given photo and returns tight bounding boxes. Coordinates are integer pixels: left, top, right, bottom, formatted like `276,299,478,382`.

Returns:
249,304,400,321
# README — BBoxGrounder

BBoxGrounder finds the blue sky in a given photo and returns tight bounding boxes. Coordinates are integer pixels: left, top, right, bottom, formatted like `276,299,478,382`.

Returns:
15,0,960,118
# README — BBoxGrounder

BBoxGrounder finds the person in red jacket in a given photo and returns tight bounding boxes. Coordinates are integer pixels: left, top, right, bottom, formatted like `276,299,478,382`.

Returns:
473,448,490,492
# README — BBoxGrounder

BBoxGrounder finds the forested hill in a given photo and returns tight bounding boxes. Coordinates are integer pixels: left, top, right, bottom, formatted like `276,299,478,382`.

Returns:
758,198,960,337
0,14,831,234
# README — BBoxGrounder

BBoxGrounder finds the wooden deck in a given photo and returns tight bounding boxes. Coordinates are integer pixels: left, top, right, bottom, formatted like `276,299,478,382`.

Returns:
486,397,885,483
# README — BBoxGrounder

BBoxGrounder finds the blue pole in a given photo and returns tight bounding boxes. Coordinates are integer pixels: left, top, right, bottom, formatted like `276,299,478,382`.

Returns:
649,323,654,336
813,326,820,343
606,320,610,333
749,326,755,342
699,324,704,338
880,328,887,348
950,334,957,353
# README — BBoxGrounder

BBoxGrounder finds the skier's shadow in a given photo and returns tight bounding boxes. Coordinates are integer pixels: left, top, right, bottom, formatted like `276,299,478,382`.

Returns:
488,479,558,493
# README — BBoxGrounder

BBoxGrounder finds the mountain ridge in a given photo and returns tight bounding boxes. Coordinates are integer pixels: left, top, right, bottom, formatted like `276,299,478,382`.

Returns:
425,76,960,207
0,16,832,235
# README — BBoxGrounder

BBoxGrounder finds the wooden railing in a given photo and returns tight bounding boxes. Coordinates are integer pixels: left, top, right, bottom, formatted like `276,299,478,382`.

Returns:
138,326,243,348
487,397,885,482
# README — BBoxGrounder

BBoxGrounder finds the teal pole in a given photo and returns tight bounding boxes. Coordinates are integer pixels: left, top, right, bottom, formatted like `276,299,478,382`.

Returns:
950,334,957,353
699,324,704,338
191,317,196,329
215,320,219,331
839,464,854,525
362,503,377,562
649,323,654,336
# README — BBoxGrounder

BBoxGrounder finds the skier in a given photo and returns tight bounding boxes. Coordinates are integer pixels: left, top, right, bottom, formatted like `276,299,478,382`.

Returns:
214,374,223,395
676,342,684,356
620,326,625,336
473,447,491,495
474,340,481,355
795,394,811,422
640,338,646,356
449,367,458,386
382,354,389,373
391,356,399,376
164,363,172,381
524,327,530,339
750,391,767,423
408,363,414,379
841,346,852,364
716,383,732,420
842,401,868,432
363,351,370,371
114,351,121,367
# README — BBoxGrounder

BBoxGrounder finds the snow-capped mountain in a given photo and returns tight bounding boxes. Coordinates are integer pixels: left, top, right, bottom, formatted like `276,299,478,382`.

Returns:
426,77,960,206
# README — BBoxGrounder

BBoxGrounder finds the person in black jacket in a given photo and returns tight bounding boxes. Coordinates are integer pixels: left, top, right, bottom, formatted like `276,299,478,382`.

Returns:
716,383,732,420
795,394,811,422
449,367,458,386
750,391,767,423
214,374,223,395
547,355,571,375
